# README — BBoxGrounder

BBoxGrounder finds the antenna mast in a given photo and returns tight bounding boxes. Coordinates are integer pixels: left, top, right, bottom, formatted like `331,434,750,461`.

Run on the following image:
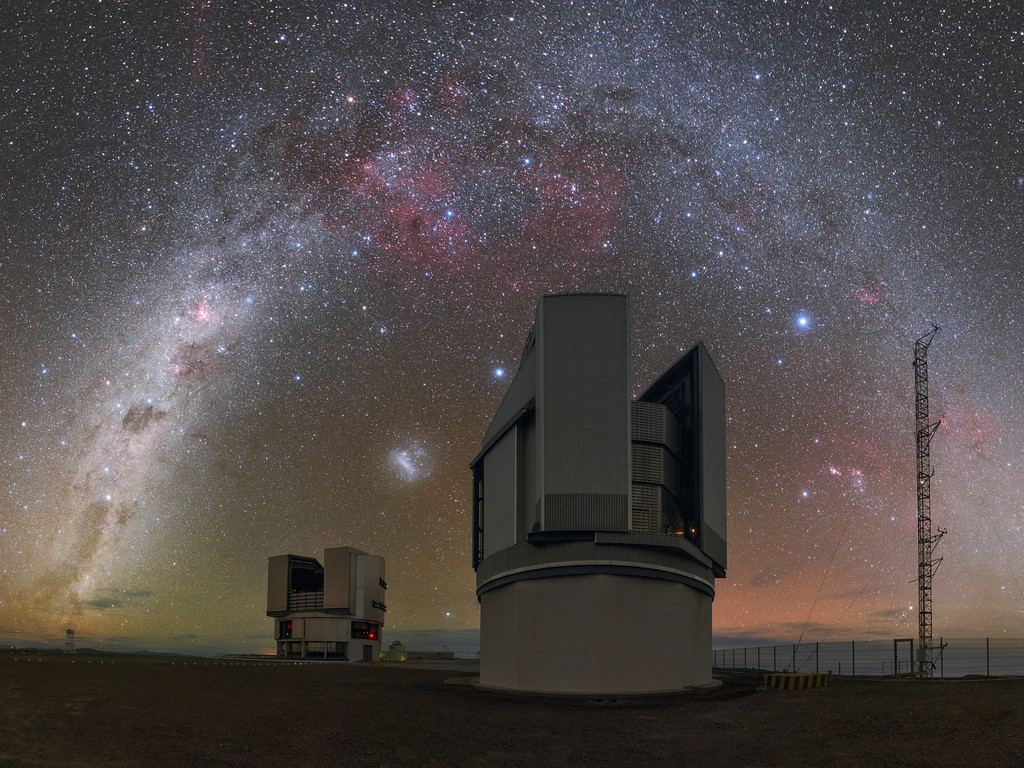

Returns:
914,325,945,677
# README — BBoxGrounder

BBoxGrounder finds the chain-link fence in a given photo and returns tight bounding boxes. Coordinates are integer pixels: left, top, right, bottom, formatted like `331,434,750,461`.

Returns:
713,637,1024,677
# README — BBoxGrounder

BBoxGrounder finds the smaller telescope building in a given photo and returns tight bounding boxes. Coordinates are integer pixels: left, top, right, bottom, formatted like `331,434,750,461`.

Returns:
267,546,387,661
471,293,726,694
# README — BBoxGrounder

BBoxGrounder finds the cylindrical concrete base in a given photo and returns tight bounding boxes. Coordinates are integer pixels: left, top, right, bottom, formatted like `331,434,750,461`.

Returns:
479,572,712,694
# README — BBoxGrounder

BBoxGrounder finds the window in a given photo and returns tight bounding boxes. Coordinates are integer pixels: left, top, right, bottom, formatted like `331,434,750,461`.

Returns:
351,621,380,640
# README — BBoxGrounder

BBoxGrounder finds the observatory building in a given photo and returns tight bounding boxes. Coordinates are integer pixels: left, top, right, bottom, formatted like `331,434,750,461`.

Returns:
266,546,386,661
471,293,726,693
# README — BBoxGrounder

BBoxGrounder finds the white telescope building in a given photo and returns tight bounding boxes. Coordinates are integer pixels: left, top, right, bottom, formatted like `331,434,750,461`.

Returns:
267,546,386,661
471,293,726,694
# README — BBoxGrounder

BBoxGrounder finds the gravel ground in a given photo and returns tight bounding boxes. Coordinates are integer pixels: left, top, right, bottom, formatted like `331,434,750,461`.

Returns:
1,655,1021,767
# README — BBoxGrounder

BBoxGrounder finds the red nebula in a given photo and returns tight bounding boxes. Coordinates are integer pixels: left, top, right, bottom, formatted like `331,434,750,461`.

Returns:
192,300,215,323
249,70,635,287
855,274,886,305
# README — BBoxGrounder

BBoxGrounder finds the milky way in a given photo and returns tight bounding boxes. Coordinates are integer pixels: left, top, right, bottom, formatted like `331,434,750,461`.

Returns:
0,1,1021,653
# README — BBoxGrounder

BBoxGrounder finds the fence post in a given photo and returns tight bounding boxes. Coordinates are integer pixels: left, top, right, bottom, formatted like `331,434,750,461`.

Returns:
773,645,777,672
816,642,819,674
986,637,990,677
940,637,943,678
852,640,856,677
757,646,761,670
792,644,796,673
744,647,748,669
732,648,736,668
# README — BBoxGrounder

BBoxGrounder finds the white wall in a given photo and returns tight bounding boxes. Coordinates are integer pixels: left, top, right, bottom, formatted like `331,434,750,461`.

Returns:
480,573,713,694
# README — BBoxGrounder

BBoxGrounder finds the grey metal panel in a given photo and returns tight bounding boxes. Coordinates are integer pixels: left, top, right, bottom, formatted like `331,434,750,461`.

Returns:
631,443,659,484
267,555,289,615
702,528,726,576
631,482,661,512
477,563,716,598
476,539,715,592
631,479,660,533
483,427,517,558
537,294,630,531
323,547,353,611
594,531,712,568
631,507,659,534
631,401,666,443
516,415,539,541
543,493,629,530
354,554,387,624
698,343,727,572
633,401,683,458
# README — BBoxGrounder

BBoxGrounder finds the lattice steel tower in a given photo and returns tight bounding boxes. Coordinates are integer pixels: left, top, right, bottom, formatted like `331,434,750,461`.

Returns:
914,326,945,677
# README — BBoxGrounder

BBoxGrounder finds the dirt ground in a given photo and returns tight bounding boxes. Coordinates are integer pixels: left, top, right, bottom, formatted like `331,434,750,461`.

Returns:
1,654,1021,767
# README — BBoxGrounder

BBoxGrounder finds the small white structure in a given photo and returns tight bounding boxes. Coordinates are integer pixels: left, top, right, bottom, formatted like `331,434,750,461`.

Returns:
267,546,386,661
385,640,407,662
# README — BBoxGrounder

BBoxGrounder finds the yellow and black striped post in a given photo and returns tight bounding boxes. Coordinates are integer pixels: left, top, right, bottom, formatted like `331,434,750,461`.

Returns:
762,673,831,690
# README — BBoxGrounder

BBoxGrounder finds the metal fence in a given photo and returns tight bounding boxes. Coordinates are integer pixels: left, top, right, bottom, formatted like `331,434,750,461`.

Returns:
713,637,1024,677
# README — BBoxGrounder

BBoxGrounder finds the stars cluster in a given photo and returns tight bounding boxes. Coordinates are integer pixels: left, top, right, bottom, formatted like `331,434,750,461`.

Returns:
0,0,1021,652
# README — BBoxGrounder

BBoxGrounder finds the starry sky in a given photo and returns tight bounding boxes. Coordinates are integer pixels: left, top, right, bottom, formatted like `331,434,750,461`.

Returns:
1,1,1021,655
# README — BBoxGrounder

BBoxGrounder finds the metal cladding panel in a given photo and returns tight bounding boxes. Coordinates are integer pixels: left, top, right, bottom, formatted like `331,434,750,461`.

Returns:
323,547,353,611
631,401,666,444
483,427,518,558
304,617,347,642
537,294,630,531
544,493,628,530
475,539,715,592
267,555,290,614
631,506,659,533
516,415,539,540
632,482,661,512
698,344,727,572
630,481,663,533
630,443,679,487
355,554,387,624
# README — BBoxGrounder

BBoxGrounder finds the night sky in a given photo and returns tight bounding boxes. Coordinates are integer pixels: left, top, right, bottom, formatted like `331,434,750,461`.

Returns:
1,1,1021,655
